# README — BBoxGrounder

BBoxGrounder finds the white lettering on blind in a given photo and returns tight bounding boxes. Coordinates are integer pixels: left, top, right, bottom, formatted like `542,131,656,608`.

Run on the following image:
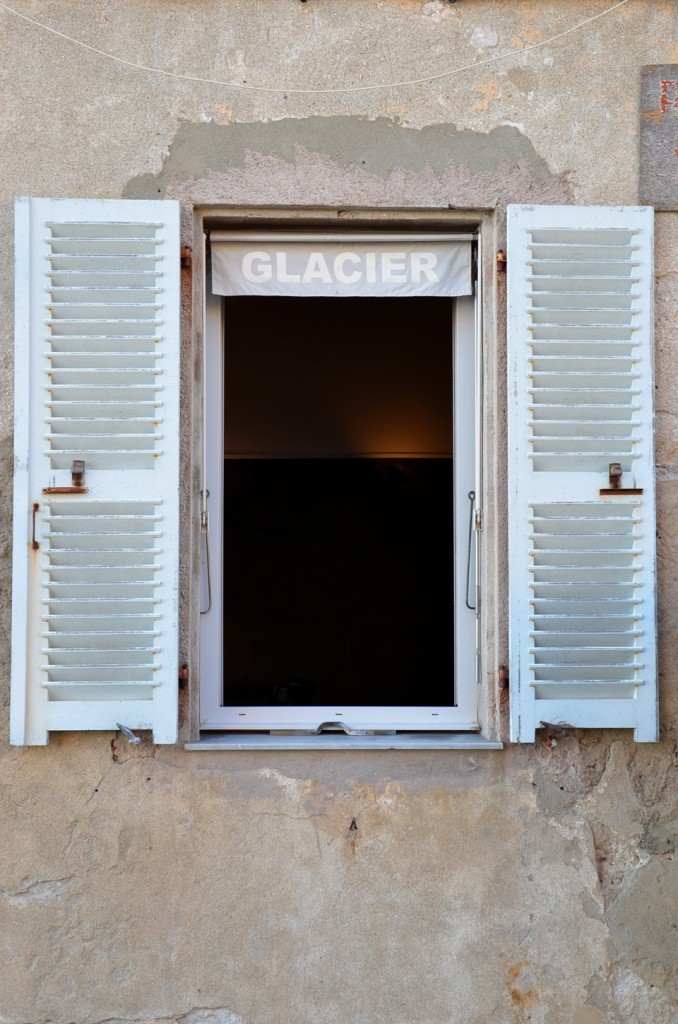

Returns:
411,252,438,284
211,238,473,298
242,251,272,283
245,250,441,287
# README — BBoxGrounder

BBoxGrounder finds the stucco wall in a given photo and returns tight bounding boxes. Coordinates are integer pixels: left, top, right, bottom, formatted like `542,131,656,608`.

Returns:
1,2,677,1023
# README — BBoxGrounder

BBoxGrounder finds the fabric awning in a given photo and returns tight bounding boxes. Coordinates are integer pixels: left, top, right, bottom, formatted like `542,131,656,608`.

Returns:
210,234,474,298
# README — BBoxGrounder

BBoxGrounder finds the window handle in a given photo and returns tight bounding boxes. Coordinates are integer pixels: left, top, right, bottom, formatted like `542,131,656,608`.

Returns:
199,490,212,615
314,721,396,736
272,722,396,737
465,490,476,611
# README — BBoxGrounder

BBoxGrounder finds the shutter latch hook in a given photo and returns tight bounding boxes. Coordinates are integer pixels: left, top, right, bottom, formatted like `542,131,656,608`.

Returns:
71,460,85,488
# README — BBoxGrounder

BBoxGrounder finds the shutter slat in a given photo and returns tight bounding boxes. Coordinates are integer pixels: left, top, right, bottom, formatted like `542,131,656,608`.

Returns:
508,205,657,742
11,198,180,745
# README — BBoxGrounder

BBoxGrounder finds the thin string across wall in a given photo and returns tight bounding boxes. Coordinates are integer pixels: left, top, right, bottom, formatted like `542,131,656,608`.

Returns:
0,0,632,95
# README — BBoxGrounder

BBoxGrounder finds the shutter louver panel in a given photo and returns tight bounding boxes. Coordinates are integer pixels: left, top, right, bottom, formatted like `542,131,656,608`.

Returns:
529,502,644,699
527,226,642,474
46,221,163,471
42,500,161,701
11,199,180,745
508,205,657,743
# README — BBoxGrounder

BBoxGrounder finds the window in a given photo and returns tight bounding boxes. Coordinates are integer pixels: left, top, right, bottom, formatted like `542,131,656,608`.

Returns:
199,232,480,732
10,200,658,746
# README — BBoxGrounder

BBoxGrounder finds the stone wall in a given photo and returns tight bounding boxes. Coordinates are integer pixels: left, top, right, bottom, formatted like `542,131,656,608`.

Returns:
0,3,676,1022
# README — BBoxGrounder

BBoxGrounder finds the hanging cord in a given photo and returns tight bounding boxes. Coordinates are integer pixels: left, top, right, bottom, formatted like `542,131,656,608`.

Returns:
0,0,632,95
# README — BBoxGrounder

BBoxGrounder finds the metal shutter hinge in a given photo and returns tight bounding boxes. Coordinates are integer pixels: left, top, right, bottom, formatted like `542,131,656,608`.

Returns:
474,508,483,530
179,663,189,689
498,666,509,689
181,246,192,269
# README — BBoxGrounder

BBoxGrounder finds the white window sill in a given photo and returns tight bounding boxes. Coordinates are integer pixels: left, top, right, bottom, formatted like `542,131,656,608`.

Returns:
185,732,503,751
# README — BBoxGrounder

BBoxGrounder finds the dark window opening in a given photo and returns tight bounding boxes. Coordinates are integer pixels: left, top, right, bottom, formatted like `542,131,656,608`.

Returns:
222,296,454,708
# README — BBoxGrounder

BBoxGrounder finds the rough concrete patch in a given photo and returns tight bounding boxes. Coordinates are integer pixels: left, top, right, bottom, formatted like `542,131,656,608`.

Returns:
585,971,614,1017
87,1013,241,1024
469,25,499,50
535,773,578,815
627,739,678,808
608,859,678,995
125,146,572,214
639,815,677,856
589,820,642,909
580,889,604,922
124,116,559,198
529,732,614,801
609,963,678,1024
572,1007,608,1024
0,877,79,907
178,1010,243,1024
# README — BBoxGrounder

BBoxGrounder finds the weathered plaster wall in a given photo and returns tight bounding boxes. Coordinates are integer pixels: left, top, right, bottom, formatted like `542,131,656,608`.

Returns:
1,2,677,1023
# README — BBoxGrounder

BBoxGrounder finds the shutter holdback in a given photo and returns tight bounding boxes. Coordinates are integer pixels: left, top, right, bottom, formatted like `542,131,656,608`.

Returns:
600,461,644,496
42,460,88,495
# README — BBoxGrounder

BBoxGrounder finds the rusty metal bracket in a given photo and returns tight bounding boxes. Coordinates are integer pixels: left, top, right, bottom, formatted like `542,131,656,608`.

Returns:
71,460,85,487
600,487,644,495
31,502,40,550
43,459,88,494
181,245,192,269
600,461,643,496
609,462,623,489
43,486,89,494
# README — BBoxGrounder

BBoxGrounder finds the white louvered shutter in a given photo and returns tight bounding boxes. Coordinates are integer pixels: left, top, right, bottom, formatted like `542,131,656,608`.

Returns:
11,198,180,745
508,205,657,743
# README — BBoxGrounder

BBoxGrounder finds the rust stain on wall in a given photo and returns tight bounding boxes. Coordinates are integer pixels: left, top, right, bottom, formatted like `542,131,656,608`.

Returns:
506,960,539,1010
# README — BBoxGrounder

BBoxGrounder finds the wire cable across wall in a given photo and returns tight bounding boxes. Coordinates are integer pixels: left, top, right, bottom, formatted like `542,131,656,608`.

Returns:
0,0,633,95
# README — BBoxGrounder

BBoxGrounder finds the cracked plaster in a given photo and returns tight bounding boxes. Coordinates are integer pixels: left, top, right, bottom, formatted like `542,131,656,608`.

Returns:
0,737,676,1023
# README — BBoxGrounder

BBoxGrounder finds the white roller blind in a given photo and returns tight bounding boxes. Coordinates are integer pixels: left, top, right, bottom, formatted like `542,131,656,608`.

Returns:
11,198,181,745
211,234,473,297
508,204,658,743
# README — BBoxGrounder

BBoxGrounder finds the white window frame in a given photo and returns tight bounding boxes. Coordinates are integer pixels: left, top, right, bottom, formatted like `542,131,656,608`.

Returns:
199,231,480,732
